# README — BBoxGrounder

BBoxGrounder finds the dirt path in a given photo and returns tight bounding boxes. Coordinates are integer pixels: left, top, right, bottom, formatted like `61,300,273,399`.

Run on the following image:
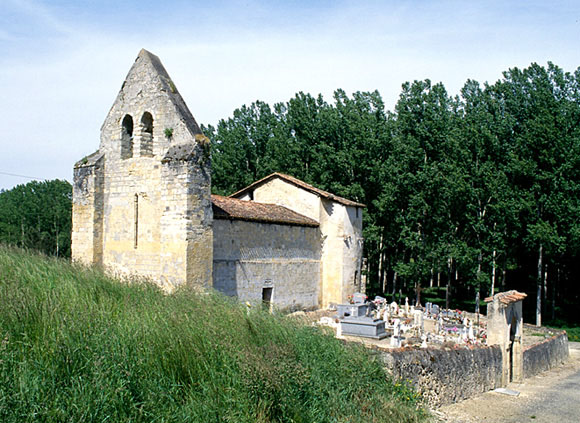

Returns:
432,342,580,423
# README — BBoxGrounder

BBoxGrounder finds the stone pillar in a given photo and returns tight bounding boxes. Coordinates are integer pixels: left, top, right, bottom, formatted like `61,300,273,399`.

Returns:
511,338,523,382
485,290,527,386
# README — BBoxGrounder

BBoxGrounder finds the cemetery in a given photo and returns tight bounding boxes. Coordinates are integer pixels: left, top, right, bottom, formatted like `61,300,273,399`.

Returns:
315,290,570,406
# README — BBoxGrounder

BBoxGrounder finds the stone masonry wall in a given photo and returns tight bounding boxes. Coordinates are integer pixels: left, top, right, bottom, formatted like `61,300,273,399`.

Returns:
319,199,344,307
250,178,364,308
523,328,569,379
251,179,338,307
102,157,163,280
340,204,364,303
161,150,213,288
252,178,321,222
373,328,569,407
319,200,363,307
376,346,503,407
213,219,320,309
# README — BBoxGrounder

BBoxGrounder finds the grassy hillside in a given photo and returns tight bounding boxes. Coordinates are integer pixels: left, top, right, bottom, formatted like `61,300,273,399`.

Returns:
0,246,426,423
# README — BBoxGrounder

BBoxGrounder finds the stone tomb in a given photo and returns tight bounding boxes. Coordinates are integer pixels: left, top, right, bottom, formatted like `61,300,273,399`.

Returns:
337,293,387,339
341,315,387,339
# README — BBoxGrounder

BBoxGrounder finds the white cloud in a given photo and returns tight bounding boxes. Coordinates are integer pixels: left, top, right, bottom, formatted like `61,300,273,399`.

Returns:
0,0,579,190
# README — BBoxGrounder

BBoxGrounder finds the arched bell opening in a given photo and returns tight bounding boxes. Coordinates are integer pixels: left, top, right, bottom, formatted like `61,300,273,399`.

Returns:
121,114,134,159
140,112,154,157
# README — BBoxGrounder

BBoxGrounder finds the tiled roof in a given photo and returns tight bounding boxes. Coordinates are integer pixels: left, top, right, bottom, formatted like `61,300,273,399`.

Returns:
230,172,366,208
211,195,319,227
484,290,527,305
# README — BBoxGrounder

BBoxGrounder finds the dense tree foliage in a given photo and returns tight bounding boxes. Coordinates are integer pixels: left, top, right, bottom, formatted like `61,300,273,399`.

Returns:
205,62,580,325
0,180,72,257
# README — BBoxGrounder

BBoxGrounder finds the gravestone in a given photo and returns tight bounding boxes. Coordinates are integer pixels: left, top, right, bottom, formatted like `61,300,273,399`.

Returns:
413,309,424,334
390,318,402,347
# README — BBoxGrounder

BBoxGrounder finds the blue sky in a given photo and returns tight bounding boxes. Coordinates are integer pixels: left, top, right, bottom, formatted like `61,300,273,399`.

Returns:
1,0,579,190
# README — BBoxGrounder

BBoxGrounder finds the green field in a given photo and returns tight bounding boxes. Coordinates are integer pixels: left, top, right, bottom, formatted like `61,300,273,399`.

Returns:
0,246,426,422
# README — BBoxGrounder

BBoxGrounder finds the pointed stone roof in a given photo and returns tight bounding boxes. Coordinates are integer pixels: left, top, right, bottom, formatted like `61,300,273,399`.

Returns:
101,48,202,139
137,49,202,136
230,173,366,208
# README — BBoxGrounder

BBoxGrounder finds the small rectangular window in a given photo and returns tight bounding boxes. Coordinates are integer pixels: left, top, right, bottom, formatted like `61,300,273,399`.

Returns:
134,194,139,249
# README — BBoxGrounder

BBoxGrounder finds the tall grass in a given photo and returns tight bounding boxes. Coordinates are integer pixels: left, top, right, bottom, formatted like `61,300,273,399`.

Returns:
0,245,426,422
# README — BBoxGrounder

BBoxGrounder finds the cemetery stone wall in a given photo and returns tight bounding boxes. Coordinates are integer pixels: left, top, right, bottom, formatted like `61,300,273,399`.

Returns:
523,328,569,378
376,345,503,407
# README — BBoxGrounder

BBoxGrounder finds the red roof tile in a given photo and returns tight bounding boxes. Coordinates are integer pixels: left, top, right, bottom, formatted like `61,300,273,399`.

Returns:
484,290,527,305
211,195,319,227
230,173,366,208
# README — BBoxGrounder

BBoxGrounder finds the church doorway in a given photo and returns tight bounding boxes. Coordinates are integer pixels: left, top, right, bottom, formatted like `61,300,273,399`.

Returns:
262,287,273,310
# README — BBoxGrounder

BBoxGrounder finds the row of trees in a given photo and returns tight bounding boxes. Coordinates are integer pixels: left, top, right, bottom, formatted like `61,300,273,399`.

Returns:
1,63,577,325
0,180,72,258
205,62,580,325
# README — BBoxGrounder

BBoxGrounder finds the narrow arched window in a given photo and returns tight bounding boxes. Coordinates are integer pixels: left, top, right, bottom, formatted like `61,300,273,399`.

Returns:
140,112,153,157
121,114,134,159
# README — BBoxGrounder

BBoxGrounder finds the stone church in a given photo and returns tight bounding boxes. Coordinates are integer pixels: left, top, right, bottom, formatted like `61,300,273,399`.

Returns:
72,49,364,309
